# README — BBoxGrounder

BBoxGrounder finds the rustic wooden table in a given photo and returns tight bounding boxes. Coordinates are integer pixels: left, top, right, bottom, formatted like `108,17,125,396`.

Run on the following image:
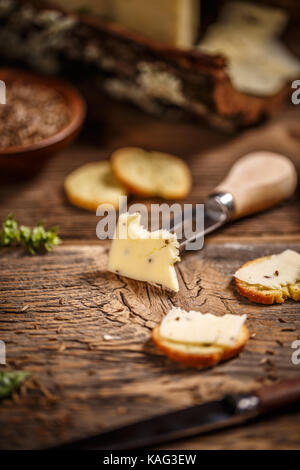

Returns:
0,96,300,450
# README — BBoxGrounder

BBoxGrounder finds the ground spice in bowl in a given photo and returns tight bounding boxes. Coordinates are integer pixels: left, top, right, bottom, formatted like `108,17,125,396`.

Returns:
0,80,71,148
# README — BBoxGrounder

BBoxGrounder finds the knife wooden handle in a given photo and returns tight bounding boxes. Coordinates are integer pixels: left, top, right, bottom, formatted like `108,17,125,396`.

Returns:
213,151,298,219
255,377,300,413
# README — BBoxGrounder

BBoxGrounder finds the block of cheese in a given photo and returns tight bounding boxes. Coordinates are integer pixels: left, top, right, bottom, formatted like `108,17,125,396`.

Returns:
56,0,200,47
108,212,180,291
234,250,300,289
112,0,200,48
160,307,247,347
198,2,300,96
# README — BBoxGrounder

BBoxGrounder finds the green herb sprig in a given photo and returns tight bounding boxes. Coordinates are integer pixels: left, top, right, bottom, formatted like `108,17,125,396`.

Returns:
0,371,30,400
0,214,61,254
0,213,20,246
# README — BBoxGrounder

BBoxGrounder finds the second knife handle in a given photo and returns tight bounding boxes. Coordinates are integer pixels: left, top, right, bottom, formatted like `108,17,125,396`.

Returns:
255,376,300,413
212,151,297,220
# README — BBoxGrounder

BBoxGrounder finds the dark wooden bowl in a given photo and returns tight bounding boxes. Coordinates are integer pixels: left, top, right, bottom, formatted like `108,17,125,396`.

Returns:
0,68,86,181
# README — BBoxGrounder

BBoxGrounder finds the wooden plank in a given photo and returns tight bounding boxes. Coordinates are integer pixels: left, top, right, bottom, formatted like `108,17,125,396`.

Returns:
0,242,299,449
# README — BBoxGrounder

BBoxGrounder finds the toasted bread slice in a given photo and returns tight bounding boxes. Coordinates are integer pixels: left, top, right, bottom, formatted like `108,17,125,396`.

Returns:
111,147,192,199
64,161,128,211
235,256,300,305
152,323,249,368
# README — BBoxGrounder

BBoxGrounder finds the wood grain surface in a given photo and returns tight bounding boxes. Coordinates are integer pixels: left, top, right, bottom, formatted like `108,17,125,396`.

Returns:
0,96,299,450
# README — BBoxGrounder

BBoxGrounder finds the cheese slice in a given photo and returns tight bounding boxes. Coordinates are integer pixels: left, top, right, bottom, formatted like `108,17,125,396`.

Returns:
160,307,246,347
108,212,180,291
198,2,300,96
234,250,300,289
112,0,200,48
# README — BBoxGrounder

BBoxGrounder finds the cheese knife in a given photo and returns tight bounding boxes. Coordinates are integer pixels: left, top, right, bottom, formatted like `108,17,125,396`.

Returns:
54,376,300,449
172,151,297,252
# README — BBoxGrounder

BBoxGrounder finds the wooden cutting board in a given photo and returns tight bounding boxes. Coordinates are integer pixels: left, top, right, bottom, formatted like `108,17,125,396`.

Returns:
0,242,299,450
0,99,299,450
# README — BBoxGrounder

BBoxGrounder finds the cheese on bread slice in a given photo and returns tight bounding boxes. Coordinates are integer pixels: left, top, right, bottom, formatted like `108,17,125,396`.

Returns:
152,308,248,367
108,212,180,291
235,250,300,304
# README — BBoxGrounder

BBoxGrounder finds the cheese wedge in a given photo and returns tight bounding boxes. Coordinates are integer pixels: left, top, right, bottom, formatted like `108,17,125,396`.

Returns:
152,308,248,368
108,212,180,291
198,2,300,96
234,250,300,289
112,0,200,48
160,308,247,347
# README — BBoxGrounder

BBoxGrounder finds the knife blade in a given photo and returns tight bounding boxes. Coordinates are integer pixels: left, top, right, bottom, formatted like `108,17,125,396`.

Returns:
171,194,230,253
54,377,300,450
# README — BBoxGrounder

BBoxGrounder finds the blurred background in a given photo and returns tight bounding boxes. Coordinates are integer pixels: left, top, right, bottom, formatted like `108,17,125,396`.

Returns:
0,0,299,237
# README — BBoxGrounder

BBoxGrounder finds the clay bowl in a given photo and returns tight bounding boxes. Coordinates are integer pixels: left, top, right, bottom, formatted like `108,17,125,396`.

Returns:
0,68,86,181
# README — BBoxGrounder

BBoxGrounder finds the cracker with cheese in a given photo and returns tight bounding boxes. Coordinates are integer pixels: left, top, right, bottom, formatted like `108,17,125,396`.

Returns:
64,161,128,211
108,212,180,291
111,147,192,200
152,308,249,368
234,250,300,304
